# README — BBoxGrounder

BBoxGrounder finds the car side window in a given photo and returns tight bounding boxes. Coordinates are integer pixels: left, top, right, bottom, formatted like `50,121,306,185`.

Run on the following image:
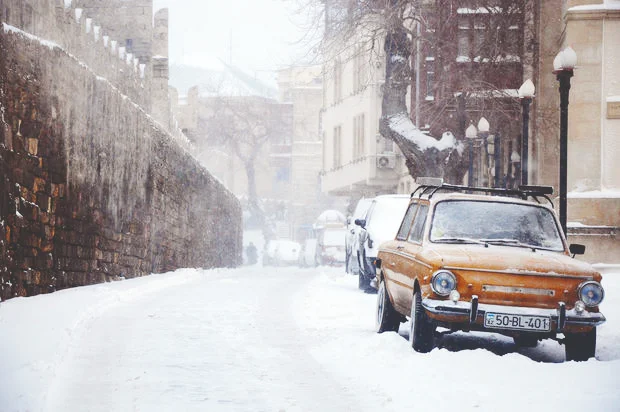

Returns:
408,204,429,243
396,203,418,240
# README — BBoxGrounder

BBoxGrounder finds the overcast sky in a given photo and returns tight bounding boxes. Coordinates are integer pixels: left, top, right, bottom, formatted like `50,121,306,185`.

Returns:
152,0,319,74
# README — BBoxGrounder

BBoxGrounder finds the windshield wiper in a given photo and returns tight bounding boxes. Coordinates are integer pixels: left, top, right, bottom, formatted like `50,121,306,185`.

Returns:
435,237,487,245
480,238,533,249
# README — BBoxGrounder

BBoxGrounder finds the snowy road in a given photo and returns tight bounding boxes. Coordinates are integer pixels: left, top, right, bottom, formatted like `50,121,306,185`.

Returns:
1,265,620,411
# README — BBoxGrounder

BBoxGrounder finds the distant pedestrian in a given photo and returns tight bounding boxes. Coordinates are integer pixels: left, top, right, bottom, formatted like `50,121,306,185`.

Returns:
246,242,257,265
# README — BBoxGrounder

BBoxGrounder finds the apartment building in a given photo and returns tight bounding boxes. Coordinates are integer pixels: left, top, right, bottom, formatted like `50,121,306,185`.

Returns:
320,6,405,199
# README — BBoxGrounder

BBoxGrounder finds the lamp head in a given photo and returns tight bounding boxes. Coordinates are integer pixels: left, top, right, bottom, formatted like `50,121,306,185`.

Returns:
561,46,577,70
466,124,478,139
553,47,577,73
518,79,535,98
477,117,490,133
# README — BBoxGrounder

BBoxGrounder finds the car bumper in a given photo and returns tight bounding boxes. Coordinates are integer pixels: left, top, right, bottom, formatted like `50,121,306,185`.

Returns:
422,297,606,333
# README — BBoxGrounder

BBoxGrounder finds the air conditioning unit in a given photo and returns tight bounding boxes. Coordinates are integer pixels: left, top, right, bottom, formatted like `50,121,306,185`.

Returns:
376,153,396,169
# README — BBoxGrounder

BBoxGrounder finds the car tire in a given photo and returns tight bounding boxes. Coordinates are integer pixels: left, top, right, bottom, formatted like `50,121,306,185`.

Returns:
513,335,538,348
409,289,434,353
565,327,596,362
376,281,400,333
357,252,366,289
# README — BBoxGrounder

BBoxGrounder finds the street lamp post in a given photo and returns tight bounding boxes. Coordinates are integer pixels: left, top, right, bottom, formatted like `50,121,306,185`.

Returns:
554,46,577,235
494,131,502,188
466,124,478,187
510,150,521,189
518,79,535,186
478,117,491,186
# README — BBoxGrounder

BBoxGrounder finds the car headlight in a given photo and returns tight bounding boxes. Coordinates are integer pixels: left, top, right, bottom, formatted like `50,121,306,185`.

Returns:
431,270,457,296
578,281,604,307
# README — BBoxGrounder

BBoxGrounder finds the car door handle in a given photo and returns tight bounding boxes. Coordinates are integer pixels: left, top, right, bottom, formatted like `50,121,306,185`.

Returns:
396,246,404,250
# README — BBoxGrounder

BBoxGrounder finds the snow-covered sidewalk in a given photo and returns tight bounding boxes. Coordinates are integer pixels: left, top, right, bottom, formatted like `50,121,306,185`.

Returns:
0,265,619,411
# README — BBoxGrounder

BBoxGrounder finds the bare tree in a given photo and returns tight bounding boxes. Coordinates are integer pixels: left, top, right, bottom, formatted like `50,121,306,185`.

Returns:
301,0,528,183
196,95,292,228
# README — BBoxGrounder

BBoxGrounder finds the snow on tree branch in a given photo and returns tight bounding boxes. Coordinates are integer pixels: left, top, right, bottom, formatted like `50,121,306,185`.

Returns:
387,112,458,152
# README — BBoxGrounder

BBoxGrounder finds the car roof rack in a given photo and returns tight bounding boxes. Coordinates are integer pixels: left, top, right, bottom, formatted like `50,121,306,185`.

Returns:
411,181,554,205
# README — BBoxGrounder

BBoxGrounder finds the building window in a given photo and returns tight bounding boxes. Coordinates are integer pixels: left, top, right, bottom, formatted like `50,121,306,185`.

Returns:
457,15,470,58
353,113,365,159
353,45,366,93
333,125,342,168
426,66,435,99
333,58,342,102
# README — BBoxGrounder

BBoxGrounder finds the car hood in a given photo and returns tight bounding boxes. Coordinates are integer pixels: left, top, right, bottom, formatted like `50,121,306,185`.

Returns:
421,244,601,280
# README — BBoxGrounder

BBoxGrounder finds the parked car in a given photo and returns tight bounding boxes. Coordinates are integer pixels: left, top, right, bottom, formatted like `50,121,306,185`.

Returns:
375,182,606,361
316,226,347,266
263,239,301,266
345,198,373,275
355,195,410,291
299,238,318,267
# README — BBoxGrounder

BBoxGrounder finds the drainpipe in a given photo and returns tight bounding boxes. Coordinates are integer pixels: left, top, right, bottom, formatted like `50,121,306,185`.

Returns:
415,19,421,127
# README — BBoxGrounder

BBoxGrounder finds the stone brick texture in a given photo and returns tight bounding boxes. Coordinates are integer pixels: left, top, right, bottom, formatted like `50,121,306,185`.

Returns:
0,7,243,300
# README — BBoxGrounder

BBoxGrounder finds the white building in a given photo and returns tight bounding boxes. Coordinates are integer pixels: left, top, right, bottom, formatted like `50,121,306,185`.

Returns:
320,16,408,199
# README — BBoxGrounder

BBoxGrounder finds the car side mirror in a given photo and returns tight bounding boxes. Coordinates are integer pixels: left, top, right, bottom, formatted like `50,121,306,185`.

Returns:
354,219,366,228
569,243,586,257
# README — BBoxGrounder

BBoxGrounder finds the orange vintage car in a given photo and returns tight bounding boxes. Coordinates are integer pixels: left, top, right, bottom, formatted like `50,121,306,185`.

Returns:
375,182,605,361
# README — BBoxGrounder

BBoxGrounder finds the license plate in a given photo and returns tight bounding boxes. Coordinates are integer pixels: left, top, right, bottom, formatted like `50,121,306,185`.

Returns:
484,312,551,331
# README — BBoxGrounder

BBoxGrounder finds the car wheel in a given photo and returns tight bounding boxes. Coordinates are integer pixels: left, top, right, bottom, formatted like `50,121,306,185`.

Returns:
565,327,596,362
409,289,434,353
376,280,400,333
513,335,538,348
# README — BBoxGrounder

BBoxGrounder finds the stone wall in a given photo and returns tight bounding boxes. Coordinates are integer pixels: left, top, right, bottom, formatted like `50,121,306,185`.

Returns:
0,0,151,109
0,23,242,300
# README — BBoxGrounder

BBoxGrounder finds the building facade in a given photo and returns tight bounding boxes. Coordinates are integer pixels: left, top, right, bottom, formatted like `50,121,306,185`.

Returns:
532,0,620,262
410,0,528,189
320,13,405,200
277,66,328,239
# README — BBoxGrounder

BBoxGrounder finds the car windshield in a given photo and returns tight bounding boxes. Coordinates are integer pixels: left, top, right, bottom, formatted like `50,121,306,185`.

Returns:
430,200,564,251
